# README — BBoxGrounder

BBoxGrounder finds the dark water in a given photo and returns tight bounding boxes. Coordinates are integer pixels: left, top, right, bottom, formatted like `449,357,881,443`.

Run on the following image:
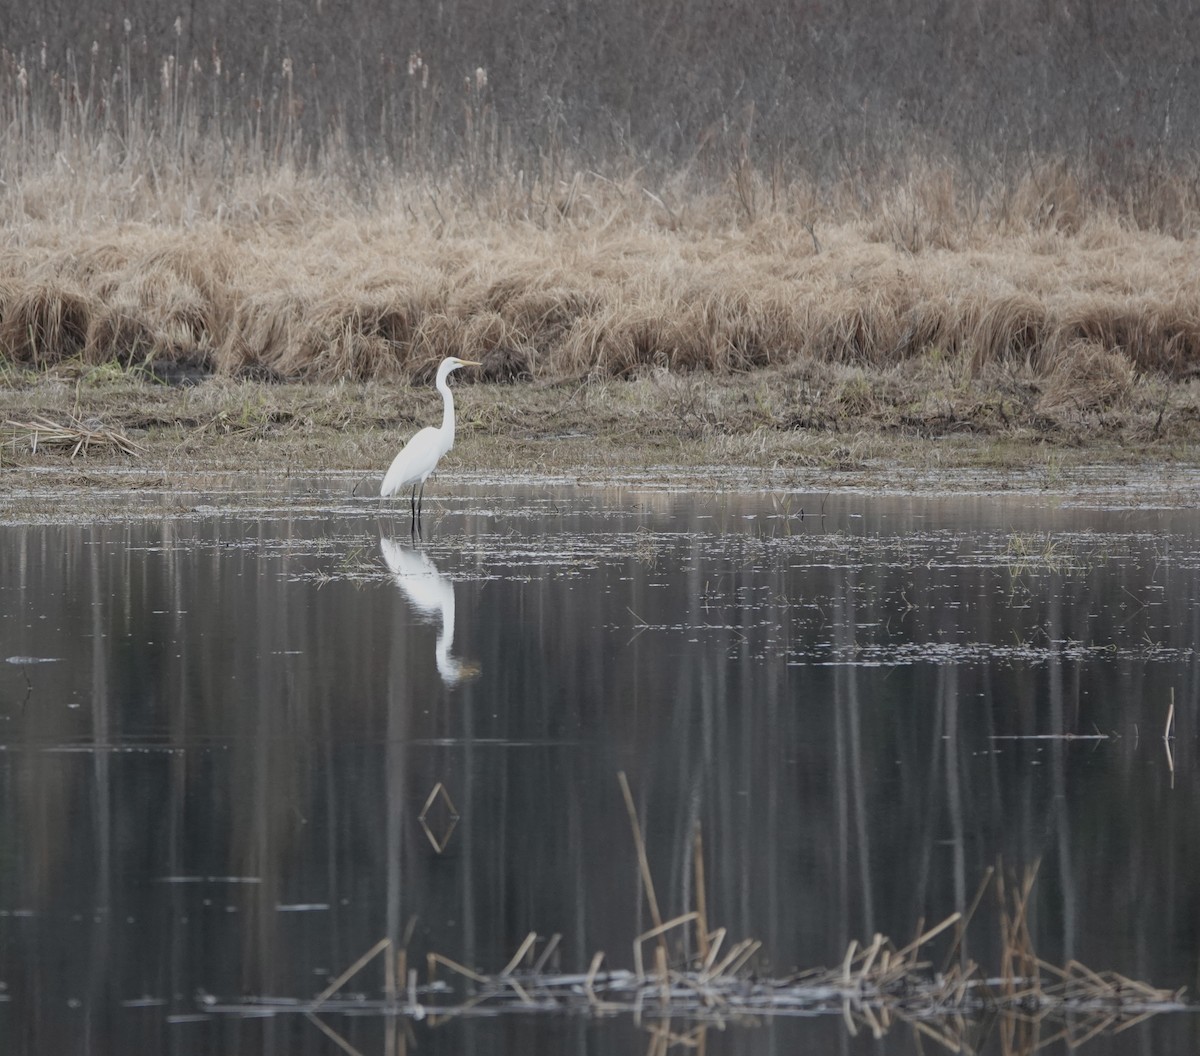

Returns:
3,481,1200,1054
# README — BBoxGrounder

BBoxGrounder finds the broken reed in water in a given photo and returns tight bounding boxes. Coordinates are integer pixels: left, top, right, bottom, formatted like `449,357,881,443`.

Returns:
207,775,1185,1052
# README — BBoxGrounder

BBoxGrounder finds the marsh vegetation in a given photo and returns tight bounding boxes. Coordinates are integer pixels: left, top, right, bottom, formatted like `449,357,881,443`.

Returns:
2,2,1199,471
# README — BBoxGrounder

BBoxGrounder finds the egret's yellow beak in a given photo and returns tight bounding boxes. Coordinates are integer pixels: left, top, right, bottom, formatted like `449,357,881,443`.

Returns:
460,359,483,367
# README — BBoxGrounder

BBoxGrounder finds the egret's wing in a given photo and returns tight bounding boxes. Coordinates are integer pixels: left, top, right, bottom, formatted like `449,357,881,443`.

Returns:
380,426,441,496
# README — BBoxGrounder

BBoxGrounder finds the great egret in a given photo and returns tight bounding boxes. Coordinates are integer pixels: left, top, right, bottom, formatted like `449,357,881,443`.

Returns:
380,535,480,685
381,356,481,523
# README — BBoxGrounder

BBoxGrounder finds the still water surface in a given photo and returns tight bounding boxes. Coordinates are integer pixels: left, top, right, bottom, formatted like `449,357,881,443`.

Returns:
2,481,1199,1053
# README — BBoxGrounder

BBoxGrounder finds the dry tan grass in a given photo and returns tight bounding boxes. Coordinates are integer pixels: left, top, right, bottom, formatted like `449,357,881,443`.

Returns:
1039,342,1137,412
2,166,1200,402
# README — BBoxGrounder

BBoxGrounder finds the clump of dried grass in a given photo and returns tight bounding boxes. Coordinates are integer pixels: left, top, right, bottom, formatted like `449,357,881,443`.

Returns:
6,413,145,457
1039,341,1136,412
0,282,92,366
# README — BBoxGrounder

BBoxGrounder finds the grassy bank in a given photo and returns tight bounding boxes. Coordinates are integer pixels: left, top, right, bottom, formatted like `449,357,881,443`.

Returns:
4,167,1200,501
3,360,1198,507
4,12,1200,488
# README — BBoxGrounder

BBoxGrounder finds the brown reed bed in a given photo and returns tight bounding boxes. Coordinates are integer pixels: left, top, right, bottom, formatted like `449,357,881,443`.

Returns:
3,41,1200,469
2,170,1199,472
206,774,1186,1054
3,1,1200,416
4,171,1200,394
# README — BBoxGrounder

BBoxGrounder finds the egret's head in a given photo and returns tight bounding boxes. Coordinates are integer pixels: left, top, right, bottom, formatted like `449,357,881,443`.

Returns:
443,356,482,373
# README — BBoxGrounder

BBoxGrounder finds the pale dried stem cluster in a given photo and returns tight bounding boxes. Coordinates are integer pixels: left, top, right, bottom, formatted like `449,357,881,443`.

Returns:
206,789,1182,1055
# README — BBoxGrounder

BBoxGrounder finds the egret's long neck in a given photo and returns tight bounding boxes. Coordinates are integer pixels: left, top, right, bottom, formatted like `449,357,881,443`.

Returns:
438,372,456,450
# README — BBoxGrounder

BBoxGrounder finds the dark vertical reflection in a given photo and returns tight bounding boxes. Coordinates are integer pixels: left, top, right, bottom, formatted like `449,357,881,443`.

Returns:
87,532,112,1051
385,568,408,991
0,488,1198,1055
942,665,966,923
1047,587,1076,964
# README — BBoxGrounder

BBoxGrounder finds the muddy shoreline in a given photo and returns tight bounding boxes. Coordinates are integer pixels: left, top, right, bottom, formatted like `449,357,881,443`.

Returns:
3,371,1199,518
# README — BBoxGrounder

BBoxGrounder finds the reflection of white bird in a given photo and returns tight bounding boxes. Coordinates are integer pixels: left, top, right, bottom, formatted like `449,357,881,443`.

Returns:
381,356,482,525
380,535,480,685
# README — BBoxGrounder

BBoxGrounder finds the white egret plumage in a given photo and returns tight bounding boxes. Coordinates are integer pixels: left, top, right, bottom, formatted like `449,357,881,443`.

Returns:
381,356,481,524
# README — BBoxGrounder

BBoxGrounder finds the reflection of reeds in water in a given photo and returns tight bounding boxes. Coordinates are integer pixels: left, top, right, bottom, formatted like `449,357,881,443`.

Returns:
209,775,1183,1054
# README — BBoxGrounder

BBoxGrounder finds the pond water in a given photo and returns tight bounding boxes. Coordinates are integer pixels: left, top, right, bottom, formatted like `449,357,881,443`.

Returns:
2,479,1200,1054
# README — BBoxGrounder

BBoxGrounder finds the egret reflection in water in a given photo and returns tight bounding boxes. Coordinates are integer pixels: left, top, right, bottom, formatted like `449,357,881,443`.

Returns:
380,534,480,685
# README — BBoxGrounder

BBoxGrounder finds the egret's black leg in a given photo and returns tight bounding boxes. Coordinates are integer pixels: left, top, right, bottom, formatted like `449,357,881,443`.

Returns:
410,485,418,527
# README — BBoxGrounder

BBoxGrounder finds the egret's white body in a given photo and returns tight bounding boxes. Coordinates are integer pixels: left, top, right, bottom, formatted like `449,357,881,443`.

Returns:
380,535,479,685
381,356,481,521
